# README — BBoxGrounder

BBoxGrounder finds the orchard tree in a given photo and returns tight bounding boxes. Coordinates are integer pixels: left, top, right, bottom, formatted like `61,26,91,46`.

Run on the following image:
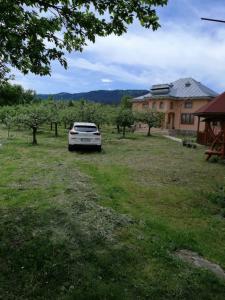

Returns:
104,105,119,127
105,105,121,133
117,95,133,133
0,106,17,138
82,102,107,129
116,109,134,137
137,109,164,136
0,0,167,81
18,104,49,145
46,100,64,137
60,106,80,129
77,99,88,122
98,104,111,128
120,95,133,109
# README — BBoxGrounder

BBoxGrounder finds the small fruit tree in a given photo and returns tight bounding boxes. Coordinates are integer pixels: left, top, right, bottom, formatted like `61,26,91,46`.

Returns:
0,105,17,138
137,109,164,136
116,108,134,137
46,100,65,137
17,104,49,145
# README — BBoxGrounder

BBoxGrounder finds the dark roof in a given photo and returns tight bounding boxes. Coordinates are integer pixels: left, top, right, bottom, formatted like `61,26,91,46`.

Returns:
195,91,225,116
133,78,218,102
169,78,217,98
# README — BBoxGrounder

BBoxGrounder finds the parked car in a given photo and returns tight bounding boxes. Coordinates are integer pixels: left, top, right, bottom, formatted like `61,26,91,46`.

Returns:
68,122,102,151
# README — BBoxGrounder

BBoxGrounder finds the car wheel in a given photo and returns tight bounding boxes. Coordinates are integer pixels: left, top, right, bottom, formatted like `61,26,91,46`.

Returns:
68,144,73,151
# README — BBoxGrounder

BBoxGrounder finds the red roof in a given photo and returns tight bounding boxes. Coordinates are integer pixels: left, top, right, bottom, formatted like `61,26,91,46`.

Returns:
195,91,225,116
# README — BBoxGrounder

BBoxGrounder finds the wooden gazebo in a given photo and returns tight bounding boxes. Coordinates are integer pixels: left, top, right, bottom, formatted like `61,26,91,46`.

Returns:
195,92,225,160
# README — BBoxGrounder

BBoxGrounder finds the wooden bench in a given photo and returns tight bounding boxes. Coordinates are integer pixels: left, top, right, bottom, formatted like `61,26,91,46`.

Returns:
205,149,222,161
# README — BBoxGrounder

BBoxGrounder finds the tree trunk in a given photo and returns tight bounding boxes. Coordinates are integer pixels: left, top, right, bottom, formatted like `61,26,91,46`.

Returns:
123,126,125,137
32,127,37,145
147,126,151,136
64,122,67,129
54,122,58,137
7,127,10,139
117,124,120,134
50,122,53,131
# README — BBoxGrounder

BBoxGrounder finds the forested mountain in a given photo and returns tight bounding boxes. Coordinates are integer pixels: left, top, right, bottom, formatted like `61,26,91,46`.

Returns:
38,90,149,104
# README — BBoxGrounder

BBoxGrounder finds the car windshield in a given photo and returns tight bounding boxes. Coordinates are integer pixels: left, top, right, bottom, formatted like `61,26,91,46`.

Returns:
74,126,97,132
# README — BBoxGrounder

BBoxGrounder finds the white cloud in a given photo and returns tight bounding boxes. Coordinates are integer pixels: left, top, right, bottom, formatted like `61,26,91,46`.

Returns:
76,21,225,91
68,57,151,85
101,78,113,83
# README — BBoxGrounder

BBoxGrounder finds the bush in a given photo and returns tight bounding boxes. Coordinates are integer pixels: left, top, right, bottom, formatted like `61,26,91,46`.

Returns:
210,156,219,163
209,186,225,208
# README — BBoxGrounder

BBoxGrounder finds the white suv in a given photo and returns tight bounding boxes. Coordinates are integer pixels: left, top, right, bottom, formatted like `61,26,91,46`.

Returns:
68,122,102,151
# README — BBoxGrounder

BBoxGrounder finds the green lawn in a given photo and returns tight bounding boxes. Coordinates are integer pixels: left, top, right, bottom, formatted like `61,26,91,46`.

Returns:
0,126,225,299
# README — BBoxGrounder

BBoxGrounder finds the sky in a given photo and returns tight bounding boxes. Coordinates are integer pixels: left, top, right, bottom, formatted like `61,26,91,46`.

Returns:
13,0,225,94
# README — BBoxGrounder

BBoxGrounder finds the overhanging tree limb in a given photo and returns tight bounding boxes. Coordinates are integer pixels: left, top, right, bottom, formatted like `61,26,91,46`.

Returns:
0,0,168,81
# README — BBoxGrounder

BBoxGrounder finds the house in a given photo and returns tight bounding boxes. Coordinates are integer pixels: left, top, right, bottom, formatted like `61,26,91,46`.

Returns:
132,78,218,134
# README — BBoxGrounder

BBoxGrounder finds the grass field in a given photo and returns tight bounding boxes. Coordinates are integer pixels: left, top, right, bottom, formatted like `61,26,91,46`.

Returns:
0,125,225,299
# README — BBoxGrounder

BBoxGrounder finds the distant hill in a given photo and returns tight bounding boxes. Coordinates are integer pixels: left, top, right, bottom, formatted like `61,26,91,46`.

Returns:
38,90,149,105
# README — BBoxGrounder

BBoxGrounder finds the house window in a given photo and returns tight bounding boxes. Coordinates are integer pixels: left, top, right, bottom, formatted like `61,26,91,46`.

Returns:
152,102,157,109
170,102,174,109
181,113,194,124
159,102,164,109
142,102,148,109
184,100,192,108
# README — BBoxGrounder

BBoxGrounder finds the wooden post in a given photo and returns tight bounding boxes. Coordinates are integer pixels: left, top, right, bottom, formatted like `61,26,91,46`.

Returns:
222,121,225,158
197,116,200,132
197,116,200,143
205,120,210,145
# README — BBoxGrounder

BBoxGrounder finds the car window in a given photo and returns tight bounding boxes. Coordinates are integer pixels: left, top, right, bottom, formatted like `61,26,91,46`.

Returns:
74,126,97,132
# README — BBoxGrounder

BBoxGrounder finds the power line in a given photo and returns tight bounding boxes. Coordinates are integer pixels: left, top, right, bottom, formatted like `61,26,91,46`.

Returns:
201,17,225,24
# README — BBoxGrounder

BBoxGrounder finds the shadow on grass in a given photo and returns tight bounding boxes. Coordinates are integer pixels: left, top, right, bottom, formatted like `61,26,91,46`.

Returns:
1,206,225,300
117,133,161,140
69,145,103,154
0,206,134,299
117,136,141,141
